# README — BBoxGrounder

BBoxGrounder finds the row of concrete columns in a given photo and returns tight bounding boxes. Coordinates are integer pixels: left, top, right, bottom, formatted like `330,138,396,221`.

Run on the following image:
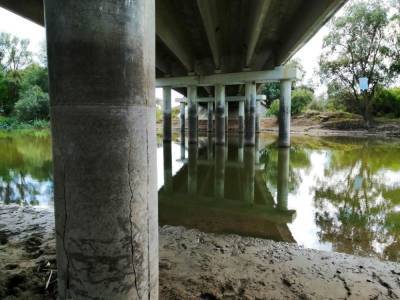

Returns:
163,81,292,147
162,136,290,208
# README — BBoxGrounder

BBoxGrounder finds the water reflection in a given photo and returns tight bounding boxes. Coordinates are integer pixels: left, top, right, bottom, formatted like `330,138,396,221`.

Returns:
1,132,400,262
159,135,297,243
0,133,53,207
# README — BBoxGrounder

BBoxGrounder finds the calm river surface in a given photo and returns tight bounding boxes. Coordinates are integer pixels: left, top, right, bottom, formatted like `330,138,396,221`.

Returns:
1,132,400,262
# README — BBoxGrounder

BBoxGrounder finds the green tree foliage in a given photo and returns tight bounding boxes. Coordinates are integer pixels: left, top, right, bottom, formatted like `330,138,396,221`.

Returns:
0,71,20,115
20,64,49,93
319,1,399,125
373,88,400,117
14,86,50,122
0,32,32,74
266,88,314,116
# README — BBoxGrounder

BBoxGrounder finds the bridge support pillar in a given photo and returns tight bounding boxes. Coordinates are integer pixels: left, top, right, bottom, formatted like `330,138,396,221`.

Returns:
256,100,261,133
188,86,198,144
163,141,173,193
279,80,291,147
188,144,198,194
163,86,172,141
277,148,290,210
225,101,229,132
180,102,185,134
207,101,213,132
215,145,226,199
238,100,245,133
215,85,226,145
44,0,158,298
245,83,256,146
238,134,244,163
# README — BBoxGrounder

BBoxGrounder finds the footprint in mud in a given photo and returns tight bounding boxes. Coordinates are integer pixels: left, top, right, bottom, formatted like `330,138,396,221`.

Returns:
25,233,43,259
0,231,10,245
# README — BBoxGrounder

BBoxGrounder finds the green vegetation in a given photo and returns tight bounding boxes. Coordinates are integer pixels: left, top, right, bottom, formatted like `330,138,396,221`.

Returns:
267,88,314,117
0,32,49,130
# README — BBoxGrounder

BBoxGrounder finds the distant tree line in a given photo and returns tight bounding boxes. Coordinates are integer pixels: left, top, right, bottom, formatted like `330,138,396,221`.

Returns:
0,32,49,129
262,0,400,125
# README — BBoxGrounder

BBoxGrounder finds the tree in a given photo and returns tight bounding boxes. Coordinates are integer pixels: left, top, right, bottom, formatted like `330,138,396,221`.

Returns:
319,1,399,126
0,33,32,74
14,86,50,122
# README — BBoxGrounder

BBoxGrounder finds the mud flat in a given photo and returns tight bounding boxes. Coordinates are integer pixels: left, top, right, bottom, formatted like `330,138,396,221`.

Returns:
1,205,400,299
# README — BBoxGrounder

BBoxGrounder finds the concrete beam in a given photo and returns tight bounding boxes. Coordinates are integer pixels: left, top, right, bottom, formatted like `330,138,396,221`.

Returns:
156,66,300,87
0,0,43,25
277,0,347,64
245,0,272,68
197,0,221,70
175,95,266,103
156,0,194,71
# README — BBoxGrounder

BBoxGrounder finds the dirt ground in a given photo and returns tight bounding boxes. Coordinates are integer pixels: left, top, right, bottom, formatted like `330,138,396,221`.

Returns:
261,112,400,138
1,205,400,299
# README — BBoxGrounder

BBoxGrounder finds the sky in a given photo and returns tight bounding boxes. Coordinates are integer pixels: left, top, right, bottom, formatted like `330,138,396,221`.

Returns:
0,5,340,102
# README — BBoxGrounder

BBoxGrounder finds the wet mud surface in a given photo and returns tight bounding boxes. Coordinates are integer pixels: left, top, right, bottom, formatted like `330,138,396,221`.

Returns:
1,205,400,299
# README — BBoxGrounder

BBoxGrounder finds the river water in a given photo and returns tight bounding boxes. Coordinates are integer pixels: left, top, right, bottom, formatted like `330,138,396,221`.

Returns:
1,132,400,262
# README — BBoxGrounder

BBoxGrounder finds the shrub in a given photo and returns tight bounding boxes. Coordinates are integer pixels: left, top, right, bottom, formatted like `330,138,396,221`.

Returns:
291,89,314,115
266,88,315,117
14,86,50,122
266,99,279,117
372,88,400,118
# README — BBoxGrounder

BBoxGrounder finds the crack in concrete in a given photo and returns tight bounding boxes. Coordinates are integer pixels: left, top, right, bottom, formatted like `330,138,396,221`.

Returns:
372,272,399,299
128,140,140,298
334,273,351,298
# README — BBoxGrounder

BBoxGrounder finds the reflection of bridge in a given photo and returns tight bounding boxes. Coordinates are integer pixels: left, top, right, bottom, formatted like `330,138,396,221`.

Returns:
159,136,296,242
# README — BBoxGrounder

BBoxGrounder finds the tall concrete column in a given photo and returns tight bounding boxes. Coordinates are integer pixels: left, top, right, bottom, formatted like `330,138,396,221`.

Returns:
188,86,198,144
44,0,158,298
255,100,261,133
244,146,255,204
207,134,214,160
279,80,292,148
238,100,245,133
188,143,198,194
238,134,244,163
215,145,226,199
180,102,186,134
255,133,260,165
163,141,173,193
163,86,172,141
207,101,213,133
225,101,229,132
245,83,256,146
215,85,226,145
277,148,290,210
180,136,186,161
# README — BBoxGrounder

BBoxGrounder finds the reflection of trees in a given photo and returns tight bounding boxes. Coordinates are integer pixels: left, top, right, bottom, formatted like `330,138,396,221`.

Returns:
261,144,311,195
313,141,400,261
0,134,52,206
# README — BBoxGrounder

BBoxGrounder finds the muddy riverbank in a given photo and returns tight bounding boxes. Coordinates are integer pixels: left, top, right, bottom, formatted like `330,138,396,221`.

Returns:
1,205,400,299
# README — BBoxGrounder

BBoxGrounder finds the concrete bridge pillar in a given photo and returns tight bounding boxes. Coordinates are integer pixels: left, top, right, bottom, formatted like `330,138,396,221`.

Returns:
188,86,198,144
277,148,290,210
207,101,213,132
215,84,226,145
163,141,173,193
207,134,214,160
255,100,261,133
180,102,186,134
188,143,198,194
238,134,244,163
44,0,158,298
163,86,172,141
180,137,186,161
279,80,292,147
238,100,245,133
225,101,229,132
245,83,256,146
215,145,226,199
